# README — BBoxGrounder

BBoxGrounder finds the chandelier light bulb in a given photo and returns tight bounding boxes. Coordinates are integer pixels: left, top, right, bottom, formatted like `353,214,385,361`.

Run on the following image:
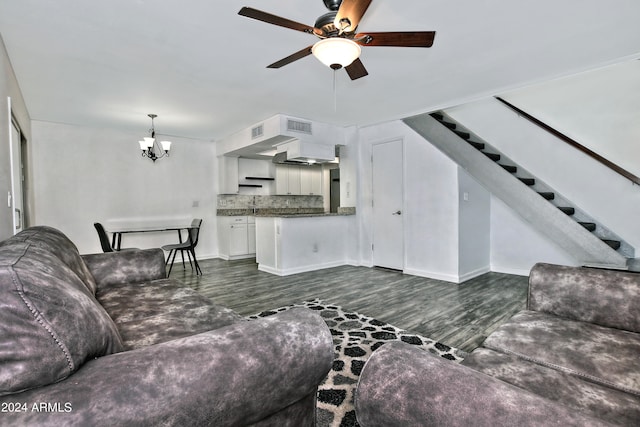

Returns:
160,140,172,152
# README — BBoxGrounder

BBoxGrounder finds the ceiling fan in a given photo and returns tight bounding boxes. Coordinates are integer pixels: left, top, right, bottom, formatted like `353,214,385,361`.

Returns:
238,0,436,80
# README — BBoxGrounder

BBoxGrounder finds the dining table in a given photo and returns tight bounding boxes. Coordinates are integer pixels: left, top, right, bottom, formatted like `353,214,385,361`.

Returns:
105,224,192,251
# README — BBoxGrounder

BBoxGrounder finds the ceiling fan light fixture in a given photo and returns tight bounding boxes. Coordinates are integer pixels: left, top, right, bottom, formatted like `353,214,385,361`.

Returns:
312,38,361,69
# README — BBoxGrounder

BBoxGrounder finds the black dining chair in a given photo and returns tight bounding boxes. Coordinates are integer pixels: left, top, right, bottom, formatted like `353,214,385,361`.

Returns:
94,223,137,253
94,222,117,252
162,219,203,276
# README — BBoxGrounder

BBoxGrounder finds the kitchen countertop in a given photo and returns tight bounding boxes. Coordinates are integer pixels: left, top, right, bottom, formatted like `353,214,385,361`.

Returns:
217,207,355,217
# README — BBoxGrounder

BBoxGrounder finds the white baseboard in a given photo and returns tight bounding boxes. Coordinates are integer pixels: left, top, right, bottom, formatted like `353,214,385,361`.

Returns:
403,268,461,283
257,264,281,275
458,266,491,282
258,260,347,276
215,253,255,261
490,264,530,277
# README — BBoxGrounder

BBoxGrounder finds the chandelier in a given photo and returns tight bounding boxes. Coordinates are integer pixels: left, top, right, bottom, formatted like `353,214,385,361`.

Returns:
138,114,171,162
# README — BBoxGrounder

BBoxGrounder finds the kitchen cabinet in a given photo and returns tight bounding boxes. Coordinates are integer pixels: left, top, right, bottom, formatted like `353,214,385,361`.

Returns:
238,158,275,195
218,156,239,194
218,216,256,260
275,165,301,195
300,167,323,195
248,222,256,254
276,165,322,195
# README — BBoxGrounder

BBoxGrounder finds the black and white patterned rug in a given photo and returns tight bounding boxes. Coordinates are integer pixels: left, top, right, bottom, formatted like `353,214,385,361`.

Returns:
249,299,466,427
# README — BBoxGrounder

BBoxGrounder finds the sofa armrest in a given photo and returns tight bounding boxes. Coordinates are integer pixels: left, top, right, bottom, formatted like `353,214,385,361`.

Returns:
355,342,612,427
528,263,640,332
0,308,333,427
82,249,167,290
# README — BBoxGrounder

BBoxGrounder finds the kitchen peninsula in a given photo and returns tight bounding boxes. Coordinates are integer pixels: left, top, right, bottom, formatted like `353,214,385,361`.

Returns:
217,195,356,275
254,209,356,276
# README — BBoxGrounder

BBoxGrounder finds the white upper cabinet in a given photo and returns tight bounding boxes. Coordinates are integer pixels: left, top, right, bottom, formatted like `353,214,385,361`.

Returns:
276,165,322,195
300,167,323,195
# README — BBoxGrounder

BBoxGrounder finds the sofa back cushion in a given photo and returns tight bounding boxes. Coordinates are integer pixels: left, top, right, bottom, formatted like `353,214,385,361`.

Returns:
0,226,98,295
529,263,640,333
0,242,124,396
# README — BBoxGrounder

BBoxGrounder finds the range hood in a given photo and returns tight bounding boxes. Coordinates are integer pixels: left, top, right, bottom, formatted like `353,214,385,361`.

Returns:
273,140,336,165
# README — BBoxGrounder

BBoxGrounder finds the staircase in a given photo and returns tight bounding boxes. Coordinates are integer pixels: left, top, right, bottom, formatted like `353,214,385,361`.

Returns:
403,111,633,270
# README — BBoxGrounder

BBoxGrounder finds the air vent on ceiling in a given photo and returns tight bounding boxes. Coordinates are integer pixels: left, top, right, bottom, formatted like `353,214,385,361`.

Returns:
251,124,264,139
287,119,312,135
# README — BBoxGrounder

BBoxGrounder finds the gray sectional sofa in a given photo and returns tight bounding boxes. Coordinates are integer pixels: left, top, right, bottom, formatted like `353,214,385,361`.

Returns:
0,226,334,426
355,263,640,426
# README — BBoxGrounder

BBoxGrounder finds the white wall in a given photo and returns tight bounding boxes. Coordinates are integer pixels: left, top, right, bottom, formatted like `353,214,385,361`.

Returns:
357,120,465,281
491,196,578,275
503,60,640,180
0,35,31,240
31,120,218,256
458,170,491,279
447,97,640,251
355,116,586,280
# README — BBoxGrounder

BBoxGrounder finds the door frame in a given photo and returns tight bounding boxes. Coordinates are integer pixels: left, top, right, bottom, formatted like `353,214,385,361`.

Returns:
370,137,406,271
8,96,29,234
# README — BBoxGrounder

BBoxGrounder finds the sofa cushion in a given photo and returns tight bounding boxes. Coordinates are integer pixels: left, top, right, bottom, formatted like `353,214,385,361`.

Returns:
0,242,123,396
355,341,612,427
0,226,98,295
97,278,244,349
529,263,640,333
463,347,640,425
482,310,640,396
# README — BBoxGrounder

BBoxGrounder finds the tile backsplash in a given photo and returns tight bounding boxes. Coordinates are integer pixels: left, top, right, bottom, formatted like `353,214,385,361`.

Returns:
217,194,323,209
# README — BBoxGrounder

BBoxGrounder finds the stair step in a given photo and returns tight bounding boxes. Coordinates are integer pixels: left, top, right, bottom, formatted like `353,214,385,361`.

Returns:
499,164,517,173
454,130,471,140
441,121,457,130
483,152,501,161
538,192,555,200
468,141,485,150
579,222,596,232
518,177,536,186
431,112,444,120
558,206,575,215
603,239,621,250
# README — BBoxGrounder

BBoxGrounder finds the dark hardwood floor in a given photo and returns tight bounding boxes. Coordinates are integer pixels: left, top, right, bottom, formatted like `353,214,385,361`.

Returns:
169,258,529,353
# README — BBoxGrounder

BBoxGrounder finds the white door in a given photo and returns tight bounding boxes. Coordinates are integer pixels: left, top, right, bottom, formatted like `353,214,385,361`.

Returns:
9,117,24,234
372,140,404,269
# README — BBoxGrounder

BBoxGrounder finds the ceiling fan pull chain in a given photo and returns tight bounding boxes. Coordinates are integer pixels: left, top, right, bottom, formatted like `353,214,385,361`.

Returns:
333,68,337,113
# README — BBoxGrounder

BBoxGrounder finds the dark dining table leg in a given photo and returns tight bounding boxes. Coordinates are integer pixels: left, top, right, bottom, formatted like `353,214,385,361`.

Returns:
177,230,185,267
115,233,122,251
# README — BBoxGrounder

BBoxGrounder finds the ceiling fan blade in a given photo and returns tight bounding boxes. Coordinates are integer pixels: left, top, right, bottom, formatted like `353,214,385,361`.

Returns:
239,7,320,36
355,31,436,47
334,0,372,33
345,58,368,80
267,46,314,69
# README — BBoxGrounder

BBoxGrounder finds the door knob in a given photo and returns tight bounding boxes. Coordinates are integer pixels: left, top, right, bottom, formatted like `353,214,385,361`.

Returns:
392,210,402,215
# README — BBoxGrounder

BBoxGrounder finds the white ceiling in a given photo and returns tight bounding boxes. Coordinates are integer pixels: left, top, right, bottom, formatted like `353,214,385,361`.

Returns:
1,0,639,142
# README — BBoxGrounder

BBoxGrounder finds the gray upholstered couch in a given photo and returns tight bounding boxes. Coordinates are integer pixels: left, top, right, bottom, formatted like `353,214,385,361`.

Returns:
0,226,333,426
355,263,640,426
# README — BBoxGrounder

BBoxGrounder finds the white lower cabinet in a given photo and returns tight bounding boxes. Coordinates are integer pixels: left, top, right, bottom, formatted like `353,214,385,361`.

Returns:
248,222,256,254
218,216,256,260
